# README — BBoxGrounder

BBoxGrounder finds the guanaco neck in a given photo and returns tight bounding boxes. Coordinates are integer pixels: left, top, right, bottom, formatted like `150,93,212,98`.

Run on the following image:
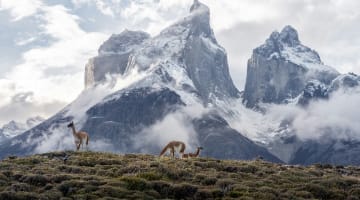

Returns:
70,125,77,136
195,148,201,156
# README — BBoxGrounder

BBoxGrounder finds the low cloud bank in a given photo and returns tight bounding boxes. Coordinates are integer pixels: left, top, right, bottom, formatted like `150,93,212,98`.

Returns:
132,103,207,155
229,87,360,143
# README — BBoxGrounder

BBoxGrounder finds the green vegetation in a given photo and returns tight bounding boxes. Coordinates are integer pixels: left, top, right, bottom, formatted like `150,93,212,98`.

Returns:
0,151,360,199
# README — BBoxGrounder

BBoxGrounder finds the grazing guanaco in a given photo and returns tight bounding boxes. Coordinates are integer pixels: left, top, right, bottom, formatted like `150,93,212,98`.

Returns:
182,147,203,159
159,141,186,159
67,121,89,151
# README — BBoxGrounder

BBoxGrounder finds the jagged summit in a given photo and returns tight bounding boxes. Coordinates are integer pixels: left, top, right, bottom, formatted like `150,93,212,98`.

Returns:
190,0,209,13
0,116,44,139
85,29,150,88
244,25,339,107
256,25,321,64
98,30,150,55
267,25,300,48
85,0,238,102
279,25,300,46
328,72,360,93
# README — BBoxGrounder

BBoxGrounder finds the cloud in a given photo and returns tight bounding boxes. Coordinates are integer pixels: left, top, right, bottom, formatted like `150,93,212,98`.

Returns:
264,88,360,141
0,0,42,21
132,104,207,154
227,85,360,145
0,91,66,125
0,1,108,125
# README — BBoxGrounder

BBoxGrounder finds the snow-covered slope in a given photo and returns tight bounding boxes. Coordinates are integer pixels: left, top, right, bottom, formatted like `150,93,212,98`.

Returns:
0,116,44,139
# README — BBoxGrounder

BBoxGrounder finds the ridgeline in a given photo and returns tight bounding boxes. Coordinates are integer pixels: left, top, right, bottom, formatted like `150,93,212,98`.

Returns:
0,151,360,199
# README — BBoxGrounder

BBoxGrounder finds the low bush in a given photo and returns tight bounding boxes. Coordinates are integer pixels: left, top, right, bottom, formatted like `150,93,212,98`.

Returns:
201,177,217,186
150,180,172,197
22,175,49,186
171,183,198,199
121,176,149,191
137,172,162,181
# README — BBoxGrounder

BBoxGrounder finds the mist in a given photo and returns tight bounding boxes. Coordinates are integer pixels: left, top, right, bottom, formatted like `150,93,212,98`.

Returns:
132,103,208,155
235,87,360,143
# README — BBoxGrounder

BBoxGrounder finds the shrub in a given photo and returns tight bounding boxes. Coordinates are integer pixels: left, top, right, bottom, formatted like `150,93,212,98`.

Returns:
121,176,149,191
39,189,63,200
0,173,9,181
57,180,85,196
138,172,162,181
238,165,258,174
95,186,129,198
22,175,49,186
57,166,84,174
201,177,217,186
150,180,172,197
229,190,242,198
7,183,32,192
304,183,331,199
216,178,236,194
171,183,198,199
350,188,360,197
77,159,96,167
194,189,214,199
51,174,72,183
0,191,40,200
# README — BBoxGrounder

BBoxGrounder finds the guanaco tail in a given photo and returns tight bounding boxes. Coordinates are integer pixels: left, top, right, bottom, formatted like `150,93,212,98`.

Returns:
67,121,89,151
159,141,186,158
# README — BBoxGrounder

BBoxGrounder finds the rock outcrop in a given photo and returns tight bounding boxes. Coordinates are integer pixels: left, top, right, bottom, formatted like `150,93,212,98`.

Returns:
243,25,339,108
85,30,150,88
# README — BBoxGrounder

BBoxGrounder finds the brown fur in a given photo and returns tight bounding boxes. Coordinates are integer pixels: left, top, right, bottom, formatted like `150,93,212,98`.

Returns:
67,121,89,151
159,141,186,158
182,147,203,159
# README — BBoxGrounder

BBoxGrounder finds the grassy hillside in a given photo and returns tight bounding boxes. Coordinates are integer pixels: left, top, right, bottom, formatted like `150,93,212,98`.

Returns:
0,151,360,199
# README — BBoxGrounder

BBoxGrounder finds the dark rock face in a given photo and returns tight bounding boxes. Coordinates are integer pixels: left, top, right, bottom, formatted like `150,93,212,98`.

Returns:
243,25,339,108
82,87,185,152
244,53,307,107
297,80,328,106
184,2,239,101
193,114,282,163
85,30,150,88
328,73,360,93
290,139,360,165
98,31,150,55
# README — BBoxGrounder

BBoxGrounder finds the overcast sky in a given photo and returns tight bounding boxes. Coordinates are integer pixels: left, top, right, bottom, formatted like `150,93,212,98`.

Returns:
0,0,359,125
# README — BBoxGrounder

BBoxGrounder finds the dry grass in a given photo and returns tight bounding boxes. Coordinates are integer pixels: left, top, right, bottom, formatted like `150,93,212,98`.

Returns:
0,151,359,199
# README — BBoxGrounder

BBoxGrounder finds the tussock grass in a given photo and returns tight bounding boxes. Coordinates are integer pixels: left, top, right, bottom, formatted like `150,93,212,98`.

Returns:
0,151,359,199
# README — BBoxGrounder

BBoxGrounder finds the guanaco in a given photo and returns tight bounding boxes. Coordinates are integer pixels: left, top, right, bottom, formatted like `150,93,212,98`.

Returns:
159,141,186,158
67,121,89,151
182,147,203,159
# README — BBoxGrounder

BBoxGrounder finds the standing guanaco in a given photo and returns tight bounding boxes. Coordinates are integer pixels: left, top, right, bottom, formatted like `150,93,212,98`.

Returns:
182,147,203,159
67,121,89,151
159,141,186,158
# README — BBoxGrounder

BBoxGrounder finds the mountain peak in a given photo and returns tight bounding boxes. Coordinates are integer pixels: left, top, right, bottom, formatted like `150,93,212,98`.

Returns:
279,25,300,46
98,30,150,55
244,25,339,108
190,0,208,13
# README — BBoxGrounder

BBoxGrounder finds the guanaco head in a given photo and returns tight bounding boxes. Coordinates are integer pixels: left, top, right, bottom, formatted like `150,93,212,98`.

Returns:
198,147,204,150
67,121,74,128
